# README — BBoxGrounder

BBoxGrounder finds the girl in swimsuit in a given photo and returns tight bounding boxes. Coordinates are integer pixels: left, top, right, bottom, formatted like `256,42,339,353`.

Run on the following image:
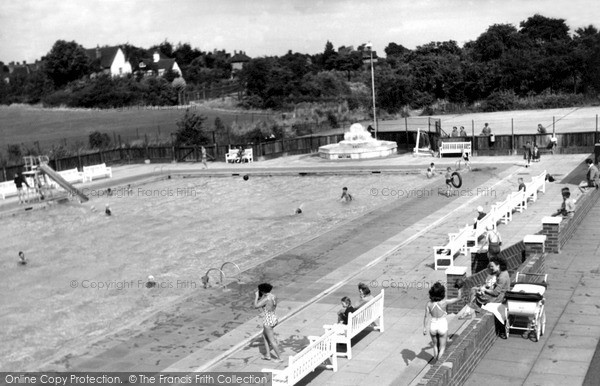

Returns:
423,282,463,361
254,283,282,362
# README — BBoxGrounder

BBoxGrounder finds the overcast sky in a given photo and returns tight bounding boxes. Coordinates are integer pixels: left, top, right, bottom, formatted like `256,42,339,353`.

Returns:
1,0,599,63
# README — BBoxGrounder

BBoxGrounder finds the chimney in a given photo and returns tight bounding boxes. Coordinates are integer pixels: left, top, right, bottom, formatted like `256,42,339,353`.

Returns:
96,45,101,59
153,51,160,63
23,60,26,65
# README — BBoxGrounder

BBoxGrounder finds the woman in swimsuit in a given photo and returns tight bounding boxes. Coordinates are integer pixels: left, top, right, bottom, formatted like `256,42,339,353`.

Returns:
254,283,282,362
423,282,463,361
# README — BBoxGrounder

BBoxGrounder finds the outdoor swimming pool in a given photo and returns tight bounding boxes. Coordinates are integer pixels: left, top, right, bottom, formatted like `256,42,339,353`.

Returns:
1,172,433,370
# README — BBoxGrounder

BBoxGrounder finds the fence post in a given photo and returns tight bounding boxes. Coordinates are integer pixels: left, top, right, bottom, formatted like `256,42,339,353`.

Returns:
404,117,409,150
3,166,6,182
552,116,555,135
77,149,82,171
594,114,598,144
472,120,475,154
511,118,515,154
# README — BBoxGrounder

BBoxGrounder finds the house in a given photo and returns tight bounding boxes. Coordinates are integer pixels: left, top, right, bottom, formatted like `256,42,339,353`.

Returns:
4,60,43,83
229,50,251,72
137,51,183,79
85,45,132,77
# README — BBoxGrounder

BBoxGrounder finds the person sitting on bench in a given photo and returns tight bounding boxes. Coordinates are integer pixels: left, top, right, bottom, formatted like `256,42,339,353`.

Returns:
578,159,599,193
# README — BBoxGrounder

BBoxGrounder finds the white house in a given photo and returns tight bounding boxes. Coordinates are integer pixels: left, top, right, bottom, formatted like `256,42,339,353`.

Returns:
85,45,132,77
138,51,183,79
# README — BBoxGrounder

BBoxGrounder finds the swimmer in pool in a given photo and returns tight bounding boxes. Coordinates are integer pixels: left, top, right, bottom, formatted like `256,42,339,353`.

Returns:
340,187,353,202
427,163,436,178
105,204,112,216
445,167,453,197
18,251,27,266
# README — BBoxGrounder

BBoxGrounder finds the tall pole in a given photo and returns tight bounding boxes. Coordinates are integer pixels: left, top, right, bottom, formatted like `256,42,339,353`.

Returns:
368,44,377,140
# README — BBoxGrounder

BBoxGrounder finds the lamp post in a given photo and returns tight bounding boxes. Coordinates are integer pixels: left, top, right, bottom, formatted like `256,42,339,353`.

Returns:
366,41,377,139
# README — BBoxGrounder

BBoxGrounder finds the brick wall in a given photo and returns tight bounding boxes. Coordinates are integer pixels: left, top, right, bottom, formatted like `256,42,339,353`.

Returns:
426,252,545,385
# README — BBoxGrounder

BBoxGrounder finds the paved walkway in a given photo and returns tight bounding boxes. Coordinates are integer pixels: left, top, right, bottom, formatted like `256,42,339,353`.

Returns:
465,189,600,386
8,152,593,385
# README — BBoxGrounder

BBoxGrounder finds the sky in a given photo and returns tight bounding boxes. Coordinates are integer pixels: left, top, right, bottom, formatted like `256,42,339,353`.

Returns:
1,0,599,63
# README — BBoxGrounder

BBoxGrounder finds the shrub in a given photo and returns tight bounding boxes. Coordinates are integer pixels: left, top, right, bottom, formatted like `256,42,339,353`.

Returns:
482,90,517,112
89,131,111,149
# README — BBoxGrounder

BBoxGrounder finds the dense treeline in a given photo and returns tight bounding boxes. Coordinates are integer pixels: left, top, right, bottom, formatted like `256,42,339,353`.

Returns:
0,14,599,113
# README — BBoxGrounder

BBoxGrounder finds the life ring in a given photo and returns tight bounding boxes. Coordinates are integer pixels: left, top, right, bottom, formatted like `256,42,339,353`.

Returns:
451,171,462,188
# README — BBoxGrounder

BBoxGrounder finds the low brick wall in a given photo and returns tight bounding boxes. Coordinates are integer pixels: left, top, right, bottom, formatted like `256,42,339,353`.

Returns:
541,188,600,252
422,251,545,385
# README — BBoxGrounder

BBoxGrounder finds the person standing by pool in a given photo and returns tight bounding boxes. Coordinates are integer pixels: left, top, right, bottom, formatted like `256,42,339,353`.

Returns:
254,283,282,362
537,124,547,134
459,126,467,137
423,282,463,361
201,146,208,169
13,173,30,204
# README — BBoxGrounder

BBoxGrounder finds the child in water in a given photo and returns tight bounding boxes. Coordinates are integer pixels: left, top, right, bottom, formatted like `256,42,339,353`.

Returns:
105,204,112,216
340,187,353,202
427,163,436,178
445,167,453,197
461,149,471,170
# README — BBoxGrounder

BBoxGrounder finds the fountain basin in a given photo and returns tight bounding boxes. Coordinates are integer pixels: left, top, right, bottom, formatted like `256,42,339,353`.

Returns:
318,140,397,160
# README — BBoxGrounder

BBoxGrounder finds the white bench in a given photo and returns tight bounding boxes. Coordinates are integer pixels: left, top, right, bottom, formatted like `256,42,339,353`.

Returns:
58,168,84,184
439,142,471,157
225,148,240,163
323,289,385,359
468,211,498,250
242,148,254,163
524,170,547,202
0,180,18,200
433,225,471,270
262,328,338,386
83,163,112,182
493,194,517,224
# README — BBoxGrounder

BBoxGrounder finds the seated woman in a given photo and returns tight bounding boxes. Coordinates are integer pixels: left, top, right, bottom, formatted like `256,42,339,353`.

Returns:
357,282,373,308
463,258,510,317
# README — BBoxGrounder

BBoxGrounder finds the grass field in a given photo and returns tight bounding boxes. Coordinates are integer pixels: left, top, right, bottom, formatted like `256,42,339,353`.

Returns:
0,104,275,152
1,104,598,157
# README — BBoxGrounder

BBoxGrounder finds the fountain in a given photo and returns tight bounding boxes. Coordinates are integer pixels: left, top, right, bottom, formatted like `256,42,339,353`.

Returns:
318,123,397,160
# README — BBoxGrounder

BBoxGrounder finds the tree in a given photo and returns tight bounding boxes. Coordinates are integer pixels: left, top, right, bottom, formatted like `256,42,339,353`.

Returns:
175,109,209,146
44,40,90,88
519,14,570,43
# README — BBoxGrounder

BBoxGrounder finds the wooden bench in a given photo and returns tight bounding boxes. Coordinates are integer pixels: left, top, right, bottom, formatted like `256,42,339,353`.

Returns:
433,225,471,270
262,328,338,386
439,141,471,158
58,168,84,184
225,148,240,163
524,170,547,202
493,194,516,224
242,148,254,163
323,289,385,359
0,180,18,200
83,163,112,182
468,211,498,250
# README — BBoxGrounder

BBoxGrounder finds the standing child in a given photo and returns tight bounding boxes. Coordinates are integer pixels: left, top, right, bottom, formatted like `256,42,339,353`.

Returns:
461,149,471,170
201,146,208,169
445,167,453,197
340,187,353,202
423,282,463,361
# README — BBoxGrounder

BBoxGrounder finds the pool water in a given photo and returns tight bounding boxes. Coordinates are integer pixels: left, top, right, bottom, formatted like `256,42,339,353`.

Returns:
0,173,430,370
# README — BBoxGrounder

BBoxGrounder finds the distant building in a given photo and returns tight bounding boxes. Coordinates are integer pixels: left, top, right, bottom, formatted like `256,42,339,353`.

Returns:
137,51,183,79
229,50,251,72
85,45,132,77
4,60,43,83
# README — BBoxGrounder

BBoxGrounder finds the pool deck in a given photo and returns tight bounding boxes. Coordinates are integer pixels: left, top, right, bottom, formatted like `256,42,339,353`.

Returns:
3,152,599,385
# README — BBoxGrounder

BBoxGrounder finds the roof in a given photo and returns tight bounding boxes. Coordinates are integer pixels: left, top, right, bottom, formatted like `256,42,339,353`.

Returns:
139,58,176,72
230,52,251,63
85,46,121,69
